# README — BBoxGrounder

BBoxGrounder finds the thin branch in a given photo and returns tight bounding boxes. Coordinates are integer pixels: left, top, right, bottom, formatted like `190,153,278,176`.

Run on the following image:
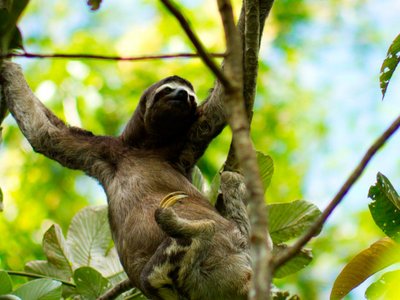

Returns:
5,270,76,287
273,113,400,269
159,0,231,87
97,279,132,300
1,51,225,62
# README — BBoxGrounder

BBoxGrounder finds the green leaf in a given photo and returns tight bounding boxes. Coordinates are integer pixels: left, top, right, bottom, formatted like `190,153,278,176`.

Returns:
273,244,312,278
87,0,102,11
0,295,21,300
12,278,62,300
192,165,208,195
268,200,321,244
0,187,3,212
25,224,73,281
330,238,400,300
207,171,221,205
365,270,400,300
95,247,127,284
25,261,71,282
66,205,111,267
43,224,73,277
256,151,274,192
368,173,400,242
74,267,111,300
380,33,400,98
124,290,148,300
0,271,13,294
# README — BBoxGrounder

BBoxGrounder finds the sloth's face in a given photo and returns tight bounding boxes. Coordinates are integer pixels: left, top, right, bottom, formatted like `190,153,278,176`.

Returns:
145,80,198,136
151,82,197,111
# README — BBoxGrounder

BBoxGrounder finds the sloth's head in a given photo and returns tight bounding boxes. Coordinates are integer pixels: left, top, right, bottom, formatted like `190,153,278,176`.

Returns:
143,76,198,134
121,76,198,147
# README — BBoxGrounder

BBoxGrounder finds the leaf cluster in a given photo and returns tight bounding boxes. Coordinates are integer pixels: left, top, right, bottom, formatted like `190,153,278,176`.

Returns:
331,173,400,299
0,206,144,299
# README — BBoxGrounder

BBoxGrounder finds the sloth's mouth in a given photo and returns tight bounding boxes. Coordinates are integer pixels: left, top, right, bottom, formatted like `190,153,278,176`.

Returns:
167,97,190,106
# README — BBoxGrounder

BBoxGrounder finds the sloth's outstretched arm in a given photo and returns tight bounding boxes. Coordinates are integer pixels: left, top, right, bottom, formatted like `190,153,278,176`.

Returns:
0,62,119,179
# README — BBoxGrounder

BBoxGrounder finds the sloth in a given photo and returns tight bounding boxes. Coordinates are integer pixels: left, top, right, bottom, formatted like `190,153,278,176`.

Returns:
0,61,251,300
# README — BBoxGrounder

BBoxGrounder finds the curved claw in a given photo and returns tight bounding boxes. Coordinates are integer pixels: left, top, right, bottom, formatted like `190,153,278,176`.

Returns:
160,191,188,208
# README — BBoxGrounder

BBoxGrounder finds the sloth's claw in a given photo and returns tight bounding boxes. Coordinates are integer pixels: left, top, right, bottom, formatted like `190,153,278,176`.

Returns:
160,191,188,208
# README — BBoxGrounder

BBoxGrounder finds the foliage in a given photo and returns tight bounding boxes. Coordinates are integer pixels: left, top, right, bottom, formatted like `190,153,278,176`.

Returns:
0,205,145,299
0,271,62,300
380,34,400,98
369,172,400,242
331,174,400,299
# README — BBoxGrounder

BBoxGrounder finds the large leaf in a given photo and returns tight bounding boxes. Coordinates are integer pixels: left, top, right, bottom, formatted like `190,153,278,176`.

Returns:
12,279,62,300
43,224,74,276
380,33,400,98
74,267,111,300
207,171,221,205
192,165,208,195
25,261,71,282
273,244,312,278
25,224,73,281
66,205,111,267
368,173,400,242
0,270,13,294
268,200,321,244
365,270,400,300
25,205,125,287
256,151,274,192
330,238,400,300
95,247,127,284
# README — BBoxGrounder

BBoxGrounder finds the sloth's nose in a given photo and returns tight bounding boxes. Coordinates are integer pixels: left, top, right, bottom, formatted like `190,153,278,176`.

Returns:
175,89,188,100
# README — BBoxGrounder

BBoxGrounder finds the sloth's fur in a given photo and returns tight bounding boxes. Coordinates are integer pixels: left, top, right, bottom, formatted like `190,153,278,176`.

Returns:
1,62,252,300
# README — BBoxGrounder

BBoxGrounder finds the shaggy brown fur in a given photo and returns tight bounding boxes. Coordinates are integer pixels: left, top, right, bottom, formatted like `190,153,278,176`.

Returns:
1,62,251,300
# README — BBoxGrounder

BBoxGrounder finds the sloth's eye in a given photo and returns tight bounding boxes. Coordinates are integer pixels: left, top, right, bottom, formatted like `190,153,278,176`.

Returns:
163,87,173,93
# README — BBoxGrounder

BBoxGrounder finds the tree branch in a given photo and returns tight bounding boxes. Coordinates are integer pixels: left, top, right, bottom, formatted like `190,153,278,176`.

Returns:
97,279,132,300
1,51,225,61
272,113,400,269
5,270,75,287
224,0,274,171
159,0,231,88
216,0,273,299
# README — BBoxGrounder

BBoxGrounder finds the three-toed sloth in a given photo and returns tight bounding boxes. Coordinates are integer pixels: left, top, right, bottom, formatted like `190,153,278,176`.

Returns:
1,61,252,300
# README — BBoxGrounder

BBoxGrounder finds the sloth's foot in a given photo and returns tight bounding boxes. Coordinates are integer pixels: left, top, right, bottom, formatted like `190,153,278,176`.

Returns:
156,192,215,239
159,191,188,208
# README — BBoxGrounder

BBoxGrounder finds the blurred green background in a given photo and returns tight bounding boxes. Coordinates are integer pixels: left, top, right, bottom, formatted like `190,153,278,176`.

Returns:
1,0,399,298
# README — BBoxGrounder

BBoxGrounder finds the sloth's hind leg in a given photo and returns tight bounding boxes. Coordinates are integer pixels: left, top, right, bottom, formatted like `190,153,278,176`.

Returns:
155,192,215,240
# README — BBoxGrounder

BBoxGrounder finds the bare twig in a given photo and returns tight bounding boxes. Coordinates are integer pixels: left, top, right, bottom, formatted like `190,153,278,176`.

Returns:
1,51,225,61
273,113,400,269
5,270,75,287
97,279,132,300
159,0,231,87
